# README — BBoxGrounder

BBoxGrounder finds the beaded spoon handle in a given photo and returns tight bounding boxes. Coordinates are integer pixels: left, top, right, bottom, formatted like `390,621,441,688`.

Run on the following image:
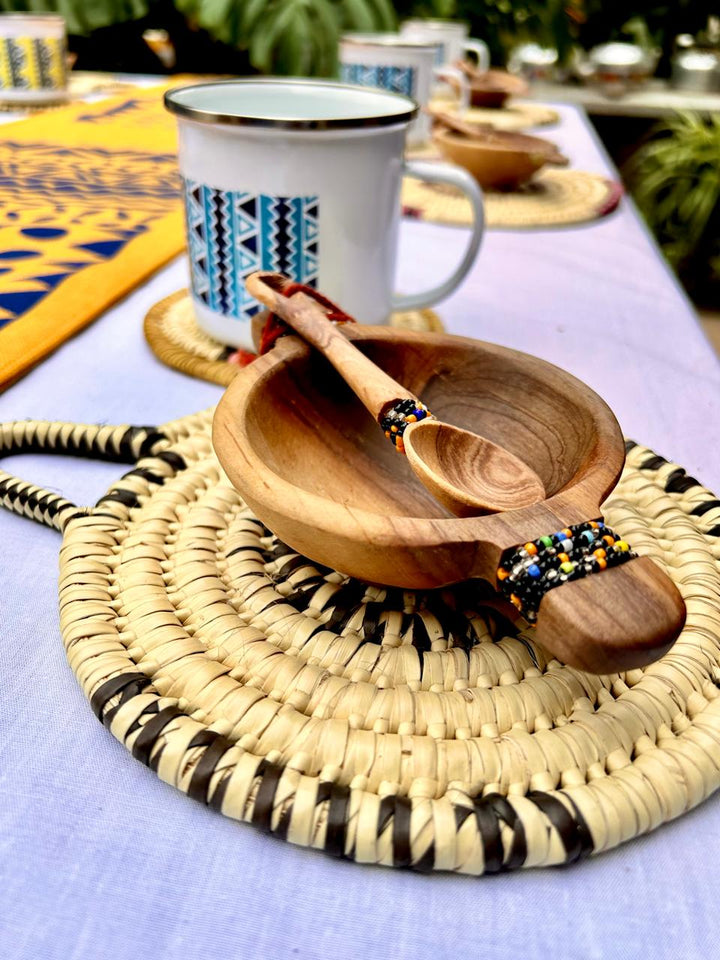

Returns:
246,271,545,517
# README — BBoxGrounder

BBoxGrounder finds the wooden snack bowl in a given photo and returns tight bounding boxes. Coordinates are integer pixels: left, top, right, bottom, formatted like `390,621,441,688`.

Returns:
449,67,529,108
213,324,685,673
433,126,569,189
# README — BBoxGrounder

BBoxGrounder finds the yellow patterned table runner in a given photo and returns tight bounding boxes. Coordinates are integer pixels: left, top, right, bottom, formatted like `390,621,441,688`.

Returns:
0,87,184,389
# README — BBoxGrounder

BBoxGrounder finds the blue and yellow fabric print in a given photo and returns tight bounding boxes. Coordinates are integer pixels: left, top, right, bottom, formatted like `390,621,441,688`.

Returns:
0,88,186,389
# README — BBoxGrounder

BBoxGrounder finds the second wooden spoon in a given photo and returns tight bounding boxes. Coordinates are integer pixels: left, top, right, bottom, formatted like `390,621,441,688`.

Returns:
246,271,545,517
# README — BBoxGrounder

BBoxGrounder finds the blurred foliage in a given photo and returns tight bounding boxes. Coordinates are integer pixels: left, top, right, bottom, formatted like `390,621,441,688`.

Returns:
0,0,716,74
175,0,396,75
0,1,150,34
626,113,720,295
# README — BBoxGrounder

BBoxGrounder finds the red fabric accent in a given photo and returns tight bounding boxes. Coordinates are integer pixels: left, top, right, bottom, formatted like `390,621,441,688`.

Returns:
258,283,355,356
227,349,257,367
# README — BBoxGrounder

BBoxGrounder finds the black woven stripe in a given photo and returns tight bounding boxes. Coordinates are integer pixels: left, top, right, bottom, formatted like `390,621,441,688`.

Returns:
251,760,285,832
392,796,413,868
413,841,435,873
121,467,166,485
274,797,294,841
378,794,395,835
226,544,264,558
665,469,700,494
469,798,503,873
691,499,720,517
485,794,528,870
89,672,151,721
126,700,159,738
187,732,233,803
640,454,668,470
527,791,593,863
707,524,720,537
154,450,186,472
325,784,351,859
138,430,167,457
562,796,595,859
411,613,432,653
425,594,477,653
360,602,386,642
209,768,233,813
624,439,637,452
131,706,183,766
96,489,141,509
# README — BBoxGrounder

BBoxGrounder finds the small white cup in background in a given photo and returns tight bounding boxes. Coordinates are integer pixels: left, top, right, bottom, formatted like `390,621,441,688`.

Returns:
165,79,485,350
339,33,468,144
400,18,490,98
0,13,68,105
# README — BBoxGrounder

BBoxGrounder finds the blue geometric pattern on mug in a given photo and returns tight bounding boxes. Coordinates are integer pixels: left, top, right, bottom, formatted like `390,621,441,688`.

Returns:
183,180,319,323
340,63,416,97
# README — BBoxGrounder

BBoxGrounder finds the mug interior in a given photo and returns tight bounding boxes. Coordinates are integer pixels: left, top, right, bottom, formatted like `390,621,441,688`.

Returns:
165,79,417,128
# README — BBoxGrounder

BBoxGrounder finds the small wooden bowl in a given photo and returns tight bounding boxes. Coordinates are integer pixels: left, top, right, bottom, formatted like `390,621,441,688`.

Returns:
214,323,688,672
433,127,568,189
449,68,529,108
214,325,624,590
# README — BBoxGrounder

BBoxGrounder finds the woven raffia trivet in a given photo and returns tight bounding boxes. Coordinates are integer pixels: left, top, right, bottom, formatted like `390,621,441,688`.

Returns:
2,410,720,873
428,97,560,131
144,291,446,387
403,168,623,229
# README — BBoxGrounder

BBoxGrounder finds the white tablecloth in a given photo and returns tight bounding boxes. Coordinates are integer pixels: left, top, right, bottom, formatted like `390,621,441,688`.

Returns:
1,104,719,960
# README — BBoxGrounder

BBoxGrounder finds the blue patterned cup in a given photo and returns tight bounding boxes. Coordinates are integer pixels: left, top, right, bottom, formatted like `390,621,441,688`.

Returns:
165,79,484,350
339,33,469,144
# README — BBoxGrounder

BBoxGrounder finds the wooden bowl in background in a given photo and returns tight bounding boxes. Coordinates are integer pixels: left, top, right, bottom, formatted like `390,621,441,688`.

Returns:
433,126,568,189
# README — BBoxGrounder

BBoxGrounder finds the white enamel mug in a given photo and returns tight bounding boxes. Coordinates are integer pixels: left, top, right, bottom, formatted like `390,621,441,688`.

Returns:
400,18,490,81
0,13,68,104
339,33,468,145
165,79,484,350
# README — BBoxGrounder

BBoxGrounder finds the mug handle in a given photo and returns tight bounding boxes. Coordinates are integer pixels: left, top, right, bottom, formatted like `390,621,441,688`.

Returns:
391,159,485,313
464,39,490,73
433,65,470,110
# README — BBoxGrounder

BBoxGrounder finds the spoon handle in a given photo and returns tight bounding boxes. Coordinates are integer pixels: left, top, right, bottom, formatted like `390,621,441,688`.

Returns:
247,272,418,421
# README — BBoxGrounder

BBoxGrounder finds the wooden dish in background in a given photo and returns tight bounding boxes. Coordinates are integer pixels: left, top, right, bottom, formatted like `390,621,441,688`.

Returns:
448,66,529,108
433,126,569,189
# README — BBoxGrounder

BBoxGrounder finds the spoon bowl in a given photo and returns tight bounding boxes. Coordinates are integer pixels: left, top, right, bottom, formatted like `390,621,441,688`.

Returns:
404,418,545,517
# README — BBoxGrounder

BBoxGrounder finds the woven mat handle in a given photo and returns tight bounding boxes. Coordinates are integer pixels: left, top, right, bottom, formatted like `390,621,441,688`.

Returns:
0,420,168,532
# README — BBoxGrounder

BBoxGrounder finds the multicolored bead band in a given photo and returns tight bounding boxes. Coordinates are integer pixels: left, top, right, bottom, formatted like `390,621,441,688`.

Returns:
497,520,636,622
379,399,434,453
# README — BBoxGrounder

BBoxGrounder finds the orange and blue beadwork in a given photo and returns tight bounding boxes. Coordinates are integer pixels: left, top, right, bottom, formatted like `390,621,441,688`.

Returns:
379,398,433,452
496,520,636,623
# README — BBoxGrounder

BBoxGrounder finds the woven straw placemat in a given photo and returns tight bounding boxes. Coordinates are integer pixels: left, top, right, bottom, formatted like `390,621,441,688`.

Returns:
144,291,445,386
2,411,720,874
402,169,623,229
428,98,560,131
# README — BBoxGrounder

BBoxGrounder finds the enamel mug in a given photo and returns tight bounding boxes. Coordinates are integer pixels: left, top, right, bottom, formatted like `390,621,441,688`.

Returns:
0,13,68,104
339,33,468,145
400,18,490,75
165,79,484,350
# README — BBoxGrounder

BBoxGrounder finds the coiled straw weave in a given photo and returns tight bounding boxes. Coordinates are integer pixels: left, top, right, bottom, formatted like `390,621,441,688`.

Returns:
2,410,720,874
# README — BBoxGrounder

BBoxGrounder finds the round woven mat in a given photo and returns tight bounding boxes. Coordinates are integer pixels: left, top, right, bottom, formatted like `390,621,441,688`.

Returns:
3,412,720,874
144,290,446,386
428,98,560,131
402,169,623,229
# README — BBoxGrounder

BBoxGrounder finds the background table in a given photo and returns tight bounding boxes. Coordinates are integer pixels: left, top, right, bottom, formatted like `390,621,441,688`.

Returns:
2,104,720,960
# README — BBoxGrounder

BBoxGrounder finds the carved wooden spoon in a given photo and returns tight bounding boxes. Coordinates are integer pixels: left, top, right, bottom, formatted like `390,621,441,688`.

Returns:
246,271,545,517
